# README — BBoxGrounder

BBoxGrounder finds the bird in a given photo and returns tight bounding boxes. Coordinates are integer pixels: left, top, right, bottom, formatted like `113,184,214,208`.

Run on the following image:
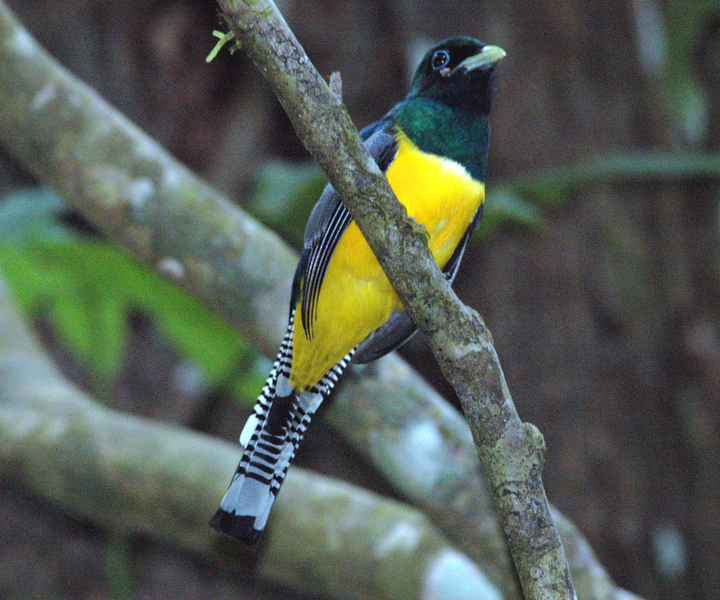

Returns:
210,36,505,549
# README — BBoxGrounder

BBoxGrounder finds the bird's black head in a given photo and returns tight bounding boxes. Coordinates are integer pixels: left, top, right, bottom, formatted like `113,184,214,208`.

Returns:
408,37,505,115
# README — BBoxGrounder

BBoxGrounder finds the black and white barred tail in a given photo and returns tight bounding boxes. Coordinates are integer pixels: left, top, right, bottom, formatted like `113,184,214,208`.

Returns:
209,311,353,549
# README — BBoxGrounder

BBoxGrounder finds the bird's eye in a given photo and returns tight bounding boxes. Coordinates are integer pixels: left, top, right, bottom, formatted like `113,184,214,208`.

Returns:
431,50,450,70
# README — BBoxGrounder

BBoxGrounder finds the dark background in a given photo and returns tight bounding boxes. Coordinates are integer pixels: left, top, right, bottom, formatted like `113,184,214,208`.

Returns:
1,1,720,599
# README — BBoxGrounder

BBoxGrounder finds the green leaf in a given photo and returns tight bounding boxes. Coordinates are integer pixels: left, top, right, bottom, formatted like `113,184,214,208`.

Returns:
0,187,260,405
247,160,326,246
477,187,545,240
500,151,720,208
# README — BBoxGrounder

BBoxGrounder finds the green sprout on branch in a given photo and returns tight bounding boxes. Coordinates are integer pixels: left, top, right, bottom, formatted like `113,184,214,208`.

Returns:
206,30,242,63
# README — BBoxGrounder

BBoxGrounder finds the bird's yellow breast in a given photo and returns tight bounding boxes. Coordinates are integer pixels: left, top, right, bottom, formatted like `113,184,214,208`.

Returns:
290,130,484,390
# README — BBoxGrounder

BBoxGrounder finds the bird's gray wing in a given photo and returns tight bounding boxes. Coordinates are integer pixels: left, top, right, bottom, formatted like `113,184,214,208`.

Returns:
295,122,398,339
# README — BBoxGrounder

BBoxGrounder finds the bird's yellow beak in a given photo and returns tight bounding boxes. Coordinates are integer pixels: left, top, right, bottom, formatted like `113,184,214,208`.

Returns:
459,45,506,71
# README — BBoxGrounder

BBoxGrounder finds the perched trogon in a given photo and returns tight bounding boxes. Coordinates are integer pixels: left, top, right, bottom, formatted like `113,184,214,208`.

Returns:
210,36,505,549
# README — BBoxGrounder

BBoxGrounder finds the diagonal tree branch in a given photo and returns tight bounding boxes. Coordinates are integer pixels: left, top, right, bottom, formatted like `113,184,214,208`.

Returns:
215,1,574,598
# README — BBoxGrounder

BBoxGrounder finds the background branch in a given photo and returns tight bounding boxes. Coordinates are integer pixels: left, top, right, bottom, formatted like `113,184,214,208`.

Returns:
0,274,502,600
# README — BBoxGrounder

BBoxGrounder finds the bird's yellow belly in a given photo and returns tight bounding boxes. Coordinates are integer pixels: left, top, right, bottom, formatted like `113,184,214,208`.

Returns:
290,134,484,390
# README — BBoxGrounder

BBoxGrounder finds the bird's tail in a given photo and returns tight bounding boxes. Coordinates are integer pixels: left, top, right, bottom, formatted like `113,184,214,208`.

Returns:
210,316,353,549
208,385,321,548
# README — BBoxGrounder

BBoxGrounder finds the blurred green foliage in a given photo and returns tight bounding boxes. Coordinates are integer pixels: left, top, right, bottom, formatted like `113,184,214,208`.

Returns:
248,160,328,247
0,187,265,405
248,159,546,247
502,151,720,207
248,151,720,247
659,0,720,144
3,149,716,406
